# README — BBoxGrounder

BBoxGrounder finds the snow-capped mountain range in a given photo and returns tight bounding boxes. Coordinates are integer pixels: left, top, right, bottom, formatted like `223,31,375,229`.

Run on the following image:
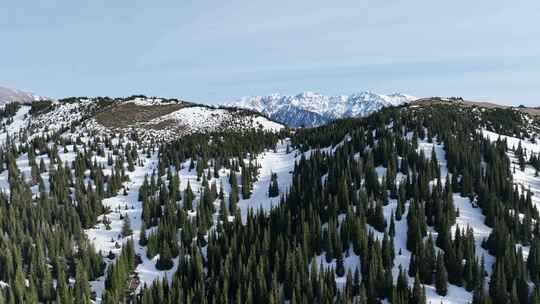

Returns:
0,85,41,104
230,91,417,127
1,85,416,129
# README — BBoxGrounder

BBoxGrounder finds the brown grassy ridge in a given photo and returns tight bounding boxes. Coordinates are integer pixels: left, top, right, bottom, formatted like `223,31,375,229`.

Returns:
411,97,540,117
95,102,190,129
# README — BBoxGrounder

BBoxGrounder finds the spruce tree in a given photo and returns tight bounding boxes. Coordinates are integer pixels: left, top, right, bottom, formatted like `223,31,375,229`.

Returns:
436,252,448,296
156,243,174,271
121,216,133,237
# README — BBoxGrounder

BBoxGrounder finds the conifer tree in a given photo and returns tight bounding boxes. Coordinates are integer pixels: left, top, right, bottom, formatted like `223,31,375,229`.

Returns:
139,222,148,246
184,181,194,210
156,243,174,270
436,252,448,296
411,274,426,304
268,172,279,197
336,250,345,277
121,216,133,237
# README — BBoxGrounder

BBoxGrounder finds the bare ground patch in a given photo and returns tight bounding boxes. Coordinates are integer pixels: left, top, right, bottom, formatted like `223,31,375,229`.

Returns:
95,103,188,129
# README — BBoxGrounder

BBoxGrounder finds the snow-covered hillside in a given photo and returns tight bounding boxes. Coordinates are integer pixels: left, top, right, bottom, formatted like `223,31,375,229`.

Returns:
142,105,284,140
3,96,540,304
0,96,284,145
230,91,417,127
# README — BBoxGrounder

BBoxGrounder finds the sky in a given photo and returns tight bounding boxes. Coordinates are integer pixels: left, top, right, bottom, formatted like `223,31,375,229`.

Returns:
1,0,539,105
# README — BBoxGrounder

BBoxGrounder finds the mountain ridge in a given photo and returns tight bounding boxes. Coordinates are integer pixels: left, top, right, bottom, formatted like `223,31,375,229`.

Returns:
0,85,42,104
0,95,284,145
229,91,417,127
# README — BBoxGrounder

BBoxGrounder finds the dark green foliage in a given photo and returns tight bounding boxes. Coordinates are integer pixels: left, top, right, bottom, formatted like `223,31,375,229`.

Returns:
121,216,133,237
268,172,279,197
436,252,448,296
0,102,20,118
103,240,137,303
29,99,53,115
155,243,174,271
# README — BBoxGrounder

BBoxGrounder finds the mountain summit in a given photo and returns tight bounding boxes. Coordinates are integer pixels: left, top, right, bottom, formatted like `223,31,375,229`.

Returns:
230,91,417,127
0,86,40,104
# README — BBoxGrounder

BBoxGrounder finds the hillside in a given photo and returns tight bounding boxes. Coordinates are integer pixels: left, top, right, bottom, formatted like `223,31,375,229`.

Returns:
0,95,284,145
1,98,540,304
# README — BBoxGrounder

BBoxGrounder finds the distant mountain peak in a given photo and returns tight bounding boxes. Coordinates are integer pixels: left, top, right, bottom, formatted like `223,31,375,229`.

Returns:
230,91,417,127
0,85,42,104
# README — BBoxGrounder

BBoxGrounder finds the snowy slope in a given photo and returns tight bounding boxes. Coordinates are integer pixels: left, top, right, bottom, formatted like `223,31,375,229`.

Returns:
69,113,540,303
0,97,285,146
230,91,417,127
2,93,538,303
481,129,540,211
145,106,284,135
367,137,495,304
84,138,297,301
0,105,30,143
237,139,296,223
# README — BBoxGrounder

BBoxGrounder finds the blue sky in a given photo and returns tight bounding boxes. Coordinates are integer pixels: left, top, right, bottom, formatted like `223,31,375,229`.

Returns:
1,1,539,105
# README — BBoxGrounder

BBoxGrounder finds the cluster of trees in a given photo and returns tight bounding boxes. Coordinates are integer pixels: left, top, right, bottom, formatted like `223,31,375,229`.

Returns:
0,102,20,119
396,104,540,303
0,144,106,303
29,100,53,116
0,117,145,302
102,240,138,304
